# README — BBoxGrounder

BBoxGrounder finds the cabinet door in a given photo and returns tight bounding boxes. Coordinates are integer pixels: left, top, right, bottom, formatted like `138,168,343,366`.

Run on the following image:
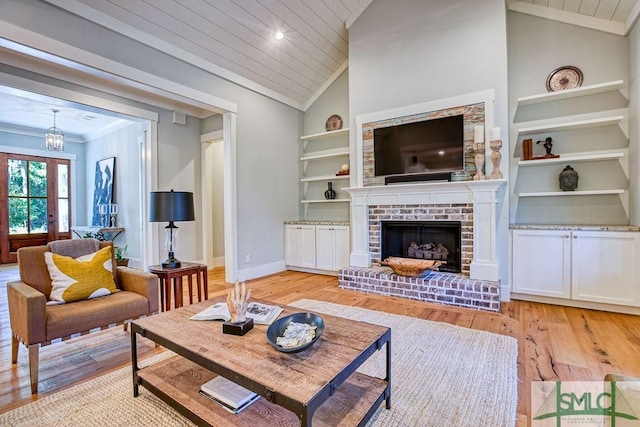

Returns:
333,226,350,270
315,225,350,271
285,225,316,268
512,230,571,298
315,226,334,271
572,231,639,306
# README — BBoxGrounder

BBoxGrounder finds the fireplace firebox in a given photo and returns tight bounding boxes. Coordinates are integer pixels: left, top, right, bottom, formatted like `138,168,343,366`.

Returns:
381,221,461,273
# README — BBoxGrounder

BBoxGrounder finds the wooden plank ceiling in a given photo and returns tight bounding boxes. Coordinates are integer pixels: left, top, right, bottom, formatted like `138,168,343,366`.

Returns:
45,0,367,111
30,0,640,113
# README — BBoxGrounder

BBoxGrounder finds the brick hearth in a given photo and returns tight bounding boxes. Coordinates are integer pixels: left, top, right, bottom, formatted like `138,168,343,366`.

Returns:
339,266,501,312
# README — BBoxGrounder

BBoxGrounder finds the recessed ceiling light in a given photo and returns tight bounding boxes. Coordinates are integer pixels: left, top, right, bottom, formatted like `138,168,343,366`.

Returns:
273,30,284,41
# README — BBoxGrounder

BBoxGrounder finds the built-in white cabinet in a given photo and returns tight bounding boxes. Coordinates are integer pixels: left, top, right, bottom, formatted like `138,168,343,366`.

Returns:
512,229,640,308
285,224,316,269
299,129,350,219
315,225,350,271
285,223,350,273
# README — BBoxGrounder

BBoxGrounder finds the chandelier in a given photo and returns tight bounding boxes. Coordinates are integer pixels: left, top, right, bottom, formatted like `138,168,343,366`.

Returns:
45,109,64,152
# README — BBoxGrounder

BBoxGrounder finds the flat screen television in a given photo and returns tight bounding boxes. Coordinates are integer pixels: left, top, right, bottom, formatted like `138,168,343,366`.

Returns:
373,114,465,179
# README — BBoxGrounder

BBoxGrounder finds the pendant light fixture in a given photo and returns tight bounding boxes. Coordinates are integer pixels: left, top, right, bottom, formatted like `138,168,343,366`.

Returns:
45,109,64,152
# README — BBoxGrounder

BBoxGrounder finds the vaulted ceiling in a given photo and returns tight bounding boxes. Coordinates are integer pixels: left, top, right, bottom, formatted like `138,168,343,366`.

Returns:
2,0,640,138
43,0,371,112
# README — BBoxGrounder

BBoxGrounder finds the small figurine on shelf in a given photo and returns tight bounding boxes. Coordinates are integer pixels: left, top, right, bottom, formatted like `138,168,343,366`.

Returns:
559,165,579,191
533,137,559,160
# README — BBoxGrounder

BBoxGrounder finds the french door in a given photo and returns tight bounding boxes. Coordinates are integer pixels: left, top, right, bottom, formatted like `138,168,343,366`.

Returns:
0,153,71,264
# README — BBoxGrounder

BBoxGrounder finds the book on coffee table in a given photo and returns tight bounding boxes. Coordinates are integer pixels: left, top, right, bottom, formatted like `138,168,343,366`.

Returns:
199,376,260,414
190,302,283,325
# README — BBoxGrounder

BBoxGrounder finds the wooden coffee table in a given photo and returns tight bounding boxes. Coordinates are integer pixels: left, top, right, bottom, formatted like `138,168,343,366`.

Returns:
130,297,391,426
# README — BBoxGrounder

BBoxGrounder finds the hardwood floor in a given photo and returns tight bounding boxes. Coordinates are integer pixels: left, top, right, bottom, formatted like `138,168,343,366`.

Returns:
1,266,640,426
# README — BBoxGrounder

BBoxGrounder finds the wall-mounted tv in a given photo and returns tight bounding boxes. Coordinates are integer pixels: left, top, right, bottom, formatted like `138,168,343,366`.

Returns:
373,114,465,179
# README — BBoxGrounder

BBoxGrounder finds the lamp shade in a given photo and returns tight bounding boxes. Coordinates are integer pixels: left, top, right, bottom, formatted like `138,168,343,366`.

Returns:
149,190,195,222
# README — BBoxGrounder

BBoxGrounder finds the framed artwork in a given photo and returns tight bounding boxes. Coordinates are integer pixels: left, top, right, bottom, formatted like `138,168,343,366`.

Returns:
91,157,115,226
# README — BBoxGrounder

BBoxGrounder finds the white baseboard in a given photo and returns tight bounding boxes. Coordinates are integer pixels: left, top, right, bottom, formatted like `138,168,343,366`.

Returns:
286,266,339,276
210,256,225,268
237,260,287,282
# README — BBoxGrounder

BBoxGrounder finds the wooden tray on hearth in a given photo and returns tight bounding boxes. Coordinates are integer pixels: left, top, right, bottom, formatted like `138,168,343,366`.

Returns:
379,257,445,277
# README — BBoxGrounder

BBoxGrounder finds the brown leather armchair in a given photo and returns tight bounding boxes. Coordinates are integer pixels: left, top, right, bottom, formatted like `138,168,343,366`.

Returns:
7,239,159,393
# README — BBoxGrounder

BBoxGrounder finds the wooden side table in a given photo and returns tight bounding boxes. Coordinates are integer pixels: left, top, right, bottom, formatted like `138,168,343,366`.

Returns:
148,262,208,311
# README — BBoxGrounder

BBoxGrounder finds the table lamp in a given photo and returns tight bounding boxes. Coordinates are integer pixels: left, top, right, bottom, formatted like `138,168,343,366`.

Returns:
149,189,195,268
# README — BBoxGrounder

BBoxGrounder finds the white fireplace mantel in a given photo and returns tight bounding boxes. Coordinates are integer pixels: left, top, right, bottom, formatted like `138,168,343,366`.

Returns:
345,180,507,281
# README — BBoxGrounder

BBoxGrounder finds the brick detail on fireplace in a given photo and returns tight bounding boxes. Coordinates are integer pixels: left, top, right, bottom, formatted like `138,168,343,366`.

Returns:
369,203,473,276
338,267,500,312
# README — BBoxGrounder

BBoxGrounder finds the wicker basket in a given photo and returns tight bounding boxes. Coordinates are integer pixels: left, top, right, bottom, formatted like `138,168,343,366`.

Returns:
379,257,444,277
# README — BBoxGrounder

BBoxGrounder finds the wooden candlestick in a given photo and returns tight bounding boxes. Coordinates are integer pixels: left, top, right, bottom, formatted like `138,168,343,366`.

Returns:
489,139,503,179
474,143,485,181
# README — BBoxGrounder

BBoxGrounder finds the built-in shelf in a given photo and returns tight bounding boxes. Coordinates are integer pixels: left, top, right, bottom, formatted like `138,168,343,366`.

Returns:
300,128,349,141
301,199,350,204
517,80,625,107
517,114,625,136
301,175,350,183
300,148,350,162
517,150,625,166
518,189,624,197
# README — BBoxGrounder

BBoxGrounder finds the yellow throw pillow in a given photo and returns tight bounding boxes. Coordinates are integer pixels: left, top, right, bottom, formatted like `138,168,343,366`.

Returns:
45,246,118,304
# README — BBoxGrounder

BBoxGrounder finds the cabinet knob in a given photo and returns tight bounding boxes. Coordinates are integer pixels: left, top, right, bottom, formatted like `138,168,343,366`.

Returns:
564,235,570,238
573,235,577,239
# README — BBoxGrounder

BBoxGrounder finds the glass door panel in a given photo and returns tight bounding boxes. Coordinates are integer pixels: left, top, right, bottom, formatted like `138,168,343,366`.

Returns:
1,154,71,263
57,164,69,232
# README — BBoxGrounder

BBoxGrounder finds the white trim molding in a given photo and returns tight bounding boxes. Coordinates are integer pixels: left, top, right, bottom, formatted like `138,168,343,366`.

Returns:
0,22,237,115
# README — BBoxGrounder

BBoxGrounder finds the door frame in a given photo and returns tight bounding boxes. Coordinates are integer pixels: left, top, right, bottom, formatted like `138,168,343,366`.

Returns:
0,61,239,280
201,130,224,268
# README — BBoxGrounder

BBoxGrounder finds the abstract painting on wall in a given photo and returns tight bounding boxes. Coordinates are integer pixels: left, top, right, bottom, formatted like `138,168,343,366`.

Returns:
91,157,115,227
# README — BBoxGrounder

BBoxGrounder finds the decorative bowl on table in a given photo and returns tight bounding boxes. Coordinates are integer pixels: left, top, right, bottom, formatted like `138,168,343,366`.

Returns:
266,312,324,353
379,256,444,277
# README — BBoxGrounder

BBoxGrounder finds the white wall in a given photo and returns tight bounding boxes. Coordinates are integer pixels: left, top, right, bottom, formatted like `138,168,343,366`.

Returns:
348,0,510,286
85,121,147,265
3,0,302,279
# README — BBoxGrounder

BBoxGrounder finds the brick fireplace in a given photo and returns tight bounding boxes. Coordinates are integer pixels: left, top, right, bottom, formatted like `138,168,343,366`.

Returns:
340,91,507,312
340,181,505,311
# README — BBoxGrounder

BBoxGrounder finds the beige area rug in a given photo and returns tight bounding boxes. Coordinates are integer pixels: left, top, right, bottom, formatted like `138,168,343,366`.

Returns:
0,299,518,427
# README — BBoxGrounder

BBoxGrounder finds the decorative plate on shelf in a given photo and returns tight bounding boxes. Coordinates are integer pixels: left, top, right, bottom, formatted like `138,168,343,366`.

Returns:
545,66,583,92
325,114,343,131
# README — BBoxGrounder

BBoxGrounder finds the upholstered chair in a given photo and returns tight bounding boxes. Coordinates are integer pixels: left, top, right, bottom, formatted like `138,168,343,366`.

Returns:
7,239,159,393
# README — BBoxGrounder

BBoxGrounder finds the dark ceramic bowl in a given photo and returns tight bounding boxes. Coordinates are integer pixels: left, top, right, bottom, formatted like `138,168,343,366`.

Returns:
266,312,324,353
